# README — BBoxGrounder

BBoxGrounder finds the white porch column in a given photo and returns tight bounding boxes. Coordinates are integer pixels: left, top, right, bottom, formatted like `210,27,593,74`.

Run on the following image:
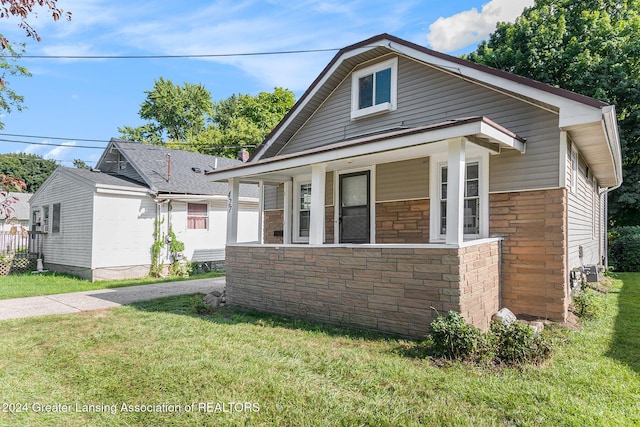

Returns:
446,138,466,245
226,177,239,244
283,180,292,244
309,163,327,245
257,181,264,244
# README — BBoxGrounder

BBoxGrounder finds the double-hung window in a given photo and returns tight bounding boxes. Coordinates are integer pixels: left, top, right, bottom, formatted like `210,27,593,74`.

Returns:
293,179,312,242
439,162,481,237
351,58,398,120
187,203,208,230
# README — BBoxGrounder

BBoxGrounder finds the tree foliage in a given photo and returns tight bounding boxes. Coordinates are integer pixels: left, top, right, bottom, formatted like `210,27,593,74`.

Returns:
465,0,640,226
120,80,295,158
0,174,26,219
72,158,90,169
0,153,57,192
0,0,71,129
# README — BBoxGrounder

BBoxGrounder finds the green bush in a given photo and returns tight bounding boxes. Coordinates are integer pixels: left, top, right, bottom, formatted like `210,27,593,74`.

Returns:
572,288,604,319
427,312,552,366
609,226,640,272
428,311,486,361
490,321,552,365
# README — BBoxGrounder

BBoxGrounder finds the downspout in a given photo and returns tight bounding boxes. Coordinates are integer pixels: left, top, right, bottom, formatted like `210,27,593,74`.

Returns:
599,105,623,269
154,196,170,276
599,181,622,269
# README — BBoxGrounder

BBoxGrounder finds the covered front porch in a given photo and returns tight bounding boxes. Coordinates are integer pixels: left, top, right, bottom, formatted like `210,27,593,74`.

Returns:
209,117,524,336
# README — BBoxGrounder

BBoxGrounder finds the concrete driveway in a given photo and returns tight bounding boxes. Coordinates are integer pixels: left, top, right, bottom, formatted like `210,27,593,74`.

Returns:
0,277,225,321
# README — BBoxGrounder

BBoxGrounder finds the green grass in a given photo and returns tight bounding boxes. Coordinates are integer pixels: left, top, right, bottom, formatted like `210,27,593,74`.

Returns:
0,275,638,426
0,271,223,300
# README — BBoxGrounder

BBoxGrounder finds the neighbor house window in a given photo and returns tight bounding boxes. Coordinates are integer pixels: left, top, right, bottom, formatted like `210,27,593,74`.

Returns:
187,203,208,229
51,203,61,234
439,162,481,236
351,57,398,120
42,205,50,233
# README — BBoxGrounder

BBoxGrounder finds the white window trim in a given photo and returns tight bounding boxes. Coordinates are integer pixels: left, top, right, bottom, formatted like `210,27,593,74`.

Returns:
350,57,398,120
429,152,489,242
293,175,311,243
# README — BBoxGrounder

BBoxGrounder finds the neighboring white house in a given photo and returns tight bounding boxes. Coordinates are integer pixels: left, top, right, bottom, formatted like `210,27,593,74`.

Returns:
29,139,259,281
0,192,32,254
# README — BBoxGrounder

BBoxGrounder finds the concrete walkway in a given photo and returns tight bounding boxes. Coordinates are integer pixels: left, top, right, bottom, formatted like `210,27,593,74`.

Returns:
0,277,225,321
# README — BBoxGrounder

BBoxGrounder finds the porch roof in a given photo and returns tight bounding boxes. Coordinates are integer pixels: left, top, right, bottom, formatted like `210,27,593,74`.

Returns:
206,116,524,183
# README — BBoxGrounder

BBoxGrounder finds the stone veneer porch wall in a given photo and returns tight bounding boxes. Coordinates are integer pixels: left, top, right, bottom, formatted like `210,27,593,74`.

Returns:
226,240,500,338
489,188,568,321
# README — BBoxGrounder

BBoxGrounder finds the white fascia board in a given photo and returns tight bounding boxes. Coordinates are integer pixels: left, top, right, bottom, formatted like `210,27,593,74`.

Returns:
157,193,258,203
478,121,525,152
602,105,623,186
95,185,151,197
209,120,514,182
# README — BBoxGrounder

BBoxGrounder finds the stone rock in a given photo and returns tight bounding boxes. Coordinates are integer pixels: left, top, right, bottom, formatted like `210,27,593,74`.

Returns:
492,307,517,326
204,289,226,310
529,321,545,333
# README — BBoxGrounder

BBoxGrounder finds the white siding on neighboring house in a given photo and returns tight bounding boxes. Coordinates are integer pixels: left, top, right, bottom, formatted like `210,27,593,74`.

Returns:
170,199,259,260
567,140,602,270
30,170,94,268
91,193,156,269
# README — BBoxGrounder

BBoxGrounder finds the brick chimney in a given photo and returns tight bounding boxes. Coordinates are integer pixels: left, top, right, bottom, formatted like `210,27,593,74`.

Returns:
238,148,250,162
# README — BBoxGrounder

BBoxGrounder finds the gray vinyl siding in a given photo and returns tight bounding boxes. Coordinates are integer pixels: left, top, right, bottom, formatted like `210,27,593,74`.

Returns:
263,172,334,210
279,56,560,192
568,150,602,270
264,184,284,210
376,158,429,201
30,172,95,268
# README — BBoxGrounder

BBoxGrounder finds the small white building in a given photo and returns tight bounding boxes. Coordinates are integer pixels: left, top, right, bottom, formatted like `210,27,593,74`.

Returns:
29,139,259,281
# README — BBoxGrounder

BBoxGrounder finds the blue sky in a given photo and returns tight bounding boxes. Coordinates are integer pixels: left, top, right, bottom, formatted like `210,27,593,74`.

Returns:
0,0,534,169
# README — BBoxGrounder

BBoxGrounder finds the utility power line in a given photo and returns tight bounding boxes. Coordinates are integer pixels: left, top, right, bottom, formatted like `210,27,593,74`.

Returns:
16,47,340,60
0,138,106,149
0,132,110,143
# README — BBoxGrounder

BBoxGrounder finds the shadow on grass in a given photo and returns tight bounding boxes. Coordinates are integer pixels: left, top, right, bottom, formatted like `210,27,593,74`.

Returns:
606,273,640,373
129,293,401,344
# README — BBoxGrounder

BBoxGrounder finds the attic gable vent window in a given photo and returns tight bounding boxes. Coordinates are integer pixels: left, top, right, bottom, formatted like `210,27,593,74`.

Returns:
351,57,398,120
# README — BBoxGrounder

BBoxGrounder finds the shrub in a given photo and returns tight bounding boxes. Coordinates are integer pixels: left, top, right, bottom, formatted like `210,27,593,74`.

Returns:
428,311,486,361
427,312,553,366
609,226,640,272
490,321,552,365
572,287,604,319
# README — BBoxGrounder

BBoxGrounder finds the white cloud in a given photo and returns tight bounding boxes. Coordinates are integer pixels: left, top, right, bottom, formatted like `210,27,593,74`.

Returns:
22,141,76,162
426,0,534,52
44,141,76,160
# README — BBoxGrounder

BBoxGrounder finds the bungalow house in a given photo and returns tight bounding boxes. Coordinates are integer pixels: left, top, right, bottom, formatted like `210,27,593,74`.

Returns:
207,34,622,338
29,139,259,281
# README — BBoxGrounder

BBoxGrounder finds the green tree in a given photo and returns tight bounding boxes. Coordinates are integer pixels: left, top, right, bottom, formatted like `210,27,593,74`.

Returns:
120,82,295,158
0,153,57,192
72,159,90,169
465,0,640,226
211,87,295,157
119,78,214,144
0,0,71,129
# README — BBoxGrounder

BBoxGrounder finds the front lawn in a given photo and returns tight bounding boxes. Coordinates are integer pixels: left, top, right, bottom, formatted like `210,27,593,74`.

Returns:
0,271,223,300
0,274,638,426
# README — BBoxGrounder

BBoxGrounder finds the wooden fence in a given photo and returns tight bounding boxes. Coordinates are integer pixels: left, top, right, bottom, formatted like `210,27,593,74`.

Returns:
0,230,43,276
